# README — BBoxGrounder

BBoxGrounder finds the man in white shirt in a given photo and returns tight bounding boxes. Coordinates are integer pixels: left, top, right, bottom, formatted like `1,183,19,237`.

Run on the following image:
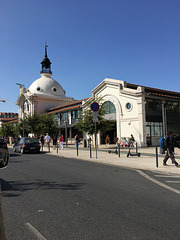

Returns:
44,133,50,150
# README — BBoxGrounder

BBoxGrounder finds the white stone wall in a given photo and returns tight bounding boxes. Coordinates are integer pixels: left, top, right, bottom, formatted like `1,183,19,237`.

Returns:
90,78,146,146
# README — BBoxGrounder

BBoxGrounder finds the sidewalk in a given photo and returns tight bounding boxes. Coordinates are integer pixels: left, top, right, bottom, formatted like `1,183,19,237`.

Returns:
46,145,180,175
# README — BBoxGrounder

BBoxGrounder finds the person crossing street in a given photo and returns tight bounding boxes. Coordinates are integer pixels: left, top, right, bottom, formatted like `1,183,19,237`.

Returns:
163,131,179,167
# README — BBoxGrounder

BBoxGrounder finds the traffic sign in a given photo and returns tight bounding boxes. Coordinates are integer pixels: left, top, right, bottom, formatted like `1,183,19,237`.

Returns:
93,112,98,122
91,102,100,112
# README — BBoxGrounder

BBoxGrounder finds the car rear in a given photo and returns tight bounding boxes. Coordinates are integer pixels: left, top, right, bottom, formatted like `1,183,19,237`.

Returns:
23,138,41,153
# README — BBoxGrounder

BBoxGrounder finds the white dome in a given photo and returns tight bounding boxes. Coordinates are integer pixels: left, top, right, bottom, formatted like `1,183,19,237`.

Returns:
28,73,66,98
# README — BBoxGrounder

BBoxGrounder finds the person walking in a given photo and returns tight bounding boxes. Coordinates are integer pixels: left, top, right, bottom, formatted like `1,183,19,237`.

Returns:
9,136,12,146
44,133,50,151
40,135,44,150
105,135,110,147
129,134,135,147
53,135,57,150
74,134,80,150
163,131,179,167
59,135,64,150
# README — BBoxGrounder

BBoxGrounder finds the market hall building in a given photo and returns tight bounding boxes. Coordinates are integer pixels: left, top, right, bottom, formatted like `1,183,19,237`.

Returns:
47,78,180,147
14,46,180,147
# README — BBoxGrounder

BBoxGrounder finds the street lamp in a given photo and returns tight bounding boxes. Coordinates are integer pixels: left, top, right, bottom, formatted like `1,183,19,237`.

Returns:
0,100,6,103
64,119,68,148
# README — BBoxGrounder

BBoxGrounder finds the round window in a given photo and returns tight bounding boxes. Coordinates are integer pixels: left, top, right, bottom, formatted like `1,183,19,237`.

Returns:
37,87,41,91
126,103,132,110
53,87,57,92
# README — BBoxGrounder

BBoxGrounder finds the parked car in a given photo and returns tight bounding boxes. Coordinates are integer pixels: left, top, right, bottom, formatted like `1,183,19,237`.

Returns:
13,137,41,154
0,138,9,168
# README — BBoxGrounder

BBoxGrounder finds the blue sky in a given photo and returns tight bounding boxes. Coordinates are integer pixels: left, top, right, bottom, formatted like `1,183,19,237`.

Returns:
1,0,180,112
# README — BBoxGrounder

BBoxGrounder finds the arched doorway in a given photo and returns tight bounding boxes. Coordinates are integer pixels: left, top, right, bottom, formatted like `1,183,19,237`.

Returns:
100,101,117,144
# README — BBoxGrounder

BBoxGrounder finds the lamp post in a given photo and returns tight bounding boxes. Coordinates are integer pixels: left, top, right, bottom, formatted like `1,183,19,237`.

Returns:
64,119,68,148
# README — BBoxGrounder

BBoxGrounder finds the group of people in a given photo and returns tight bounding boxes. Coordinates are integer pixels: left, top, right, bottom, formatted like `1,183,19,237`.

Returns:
105,134,135,147
39,133,81,150
39,133,64,150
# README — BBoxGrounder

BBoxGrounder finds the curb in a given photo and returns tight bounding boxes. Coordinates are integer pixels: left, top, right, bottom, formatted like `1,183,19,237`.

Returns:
46,151,180,175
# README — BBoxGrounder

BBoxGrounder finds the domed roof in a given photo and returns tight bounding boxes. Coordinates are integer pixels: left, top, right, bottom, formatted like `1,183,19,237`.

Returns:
28,73,66,98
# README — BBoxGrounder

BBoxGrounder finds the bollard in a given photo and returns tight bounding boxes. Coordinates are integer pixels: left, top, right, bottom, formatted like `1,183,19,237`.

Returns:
156,146,158,167
77,143,79,156
57,142,58,153
42,144,43,152
90,143,92,158
118,143,120,158
136,142,138,154
49,143,50,153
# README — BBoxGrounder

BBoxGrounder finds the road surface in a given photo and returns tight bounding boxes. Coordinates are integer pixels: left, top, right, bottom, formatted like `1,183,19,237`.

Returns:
0,150,180,240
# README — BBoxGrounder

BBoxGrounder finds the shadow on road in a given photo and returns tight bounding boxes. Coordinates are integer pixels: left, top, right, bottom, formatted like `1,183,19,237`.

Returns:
0,178,86,197
10,153,21,158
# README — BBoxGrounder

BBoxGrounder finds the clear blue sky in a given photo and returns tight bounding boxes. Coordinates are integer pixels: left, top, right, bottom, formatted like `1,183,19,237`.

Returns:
1,0,180,113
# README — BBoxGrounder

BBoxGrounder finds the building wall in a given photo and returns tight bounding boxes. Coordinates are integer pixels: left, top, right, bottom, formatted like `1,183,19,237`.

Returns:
91,79,146,146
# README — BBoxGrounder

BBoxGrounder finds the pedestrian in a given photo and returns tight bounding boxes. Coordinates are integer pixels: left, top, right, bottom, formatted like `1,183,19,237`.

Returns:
115,137,119,147
40,135,44,150
9,136,12,146
163,131,179,167
44,133,50,150
53,135,57,150
129,134,135,147
74,134,80,150
105,135,110,147
59,135,64,150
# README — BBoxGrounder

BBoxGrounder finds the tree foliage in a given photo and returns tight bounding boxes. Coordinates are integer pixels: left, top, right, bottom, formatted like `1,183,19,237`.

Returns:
75,98,114,135
0,123,15,137
0,114,59,138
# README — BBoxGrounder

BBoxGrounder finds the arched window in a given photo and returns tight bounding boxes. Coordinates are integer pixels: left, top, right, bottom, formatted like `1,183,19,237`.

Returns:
102,101,116,114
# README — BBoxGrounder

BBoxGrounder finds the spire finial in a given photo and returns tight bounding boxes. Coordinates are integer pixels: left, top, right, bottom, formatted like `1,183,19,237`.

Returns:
45,42,48,57
41,43,52,75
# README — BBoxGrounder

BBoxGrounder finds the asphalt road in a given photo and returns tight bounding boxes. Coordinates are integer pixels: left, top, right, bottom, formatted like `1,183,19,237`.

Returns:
0,150,180,240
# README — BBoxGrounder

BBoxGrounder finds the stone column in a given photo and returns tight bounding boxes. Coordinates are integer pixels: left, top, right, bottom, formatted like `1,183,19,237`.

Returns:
138,94,146,147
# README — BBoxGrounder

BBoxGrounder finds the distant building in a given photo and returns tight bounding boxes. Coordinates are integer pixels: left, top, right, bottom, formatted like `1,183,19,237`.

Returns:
15,45,74,119
46,98,89,141
0,112,18,127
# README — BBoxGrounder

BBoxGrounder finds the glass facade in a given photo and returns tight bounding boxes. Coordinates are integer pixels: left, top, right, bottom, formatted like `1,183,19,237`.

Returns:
166,101,180,135
145,97,180,145
60,112,69,125
145,98,162,122
102,101,116,114
71,110,82,124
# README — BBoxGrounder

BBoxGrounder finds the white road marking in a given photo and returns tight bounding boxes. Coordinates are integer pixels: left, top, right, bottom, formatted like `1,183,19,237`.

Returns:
166,181,180,183
136,170,180,195
154,175,180,178
38,210,43,212
25,223,47,240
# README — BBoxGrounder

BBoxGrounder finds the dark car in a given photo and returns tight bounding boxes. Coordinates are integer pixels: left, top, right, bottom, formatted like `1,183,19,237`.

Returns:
13,137,41,154
0,138,9,167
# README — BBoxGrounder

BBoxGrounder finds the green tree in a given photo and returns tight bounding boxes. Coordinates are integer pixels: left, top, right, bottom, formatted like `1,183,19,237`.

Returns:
75,98,114,135
40,114,59,136
0,123,15,137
